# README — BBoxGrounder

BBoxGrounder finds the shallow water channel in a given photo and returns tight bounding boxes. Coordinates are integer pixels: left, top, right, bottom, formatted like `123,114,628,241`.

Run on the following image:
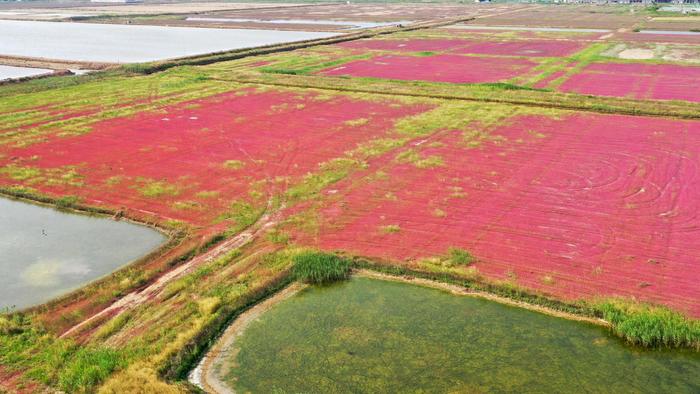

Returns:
0,198,165,310
209,277,699,393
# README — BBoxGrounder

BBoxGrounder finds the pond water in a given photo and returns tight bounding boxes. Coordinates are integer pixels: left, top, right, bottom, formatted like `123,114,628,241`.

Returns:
0,65,53,81
215,277,700,393
0,198,165,311
0,20,338,63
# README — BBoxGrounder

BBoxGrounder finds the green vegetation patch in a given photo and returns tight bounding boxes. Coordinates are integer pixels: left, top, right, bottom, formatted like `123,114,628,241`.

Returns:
596,299,700,350
395,148,445,169
0,315,127,393
448,247,476,266
292,251,351,284
218,199,266,234
223,160,245,170
136,179,180,198
259,51,372,76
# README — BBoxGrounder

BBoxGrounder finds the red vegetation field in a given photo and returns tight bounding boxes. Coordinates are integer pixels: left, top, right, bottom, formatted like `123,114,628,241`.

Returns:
302,113,700,316
337,38,584,57
319,54,537,83
0,89,428,227
453,39,585,57
613,32,700,45
336,38,473,52
560,62,700,102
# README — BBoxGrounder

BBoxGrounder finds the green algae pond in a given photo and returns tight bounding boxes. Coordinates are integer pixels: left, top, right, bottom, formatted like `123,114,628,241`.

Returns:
205,277,700,393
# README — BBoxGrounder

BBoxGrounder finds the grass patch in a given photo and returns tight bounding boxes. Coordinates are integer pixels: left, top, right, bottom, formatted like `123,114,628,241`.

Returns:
223,160,245,170
292,251,350,284
219,200,265,234
596,299,700,350
266,229,290,245
56,195,80,209
396,149,444,169
0,317,128,393
380,224,401,234
137,180,180,198
171,201,202,211
195,190,220,199
0,164,41,181
478,82,544,91
414,155,444,169
448,247,476,266
344,117,369,127
286,158,361,202
57,347,125,392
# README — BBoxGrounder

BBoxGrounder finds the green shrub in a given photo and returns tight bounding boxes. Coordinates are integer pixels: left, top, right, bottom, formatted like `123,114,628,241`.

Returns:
56,195,79,209
122,63,151,74
0,315,27,335
57,347,125,392
380,224,401,234
448,247,475,266
596,299,700,349
292,251,350,284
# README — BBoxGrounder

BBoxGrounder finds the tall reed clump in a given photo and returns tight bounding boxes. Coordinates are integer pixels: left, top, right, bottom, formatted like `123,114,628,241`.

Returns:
596,299,700,350
292,251,351,285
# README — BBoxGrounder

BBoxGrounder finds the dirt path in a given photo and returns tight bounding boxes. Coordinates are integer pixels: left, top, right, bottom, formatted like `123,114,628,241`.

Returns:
60,201,282,339
0,55,112,71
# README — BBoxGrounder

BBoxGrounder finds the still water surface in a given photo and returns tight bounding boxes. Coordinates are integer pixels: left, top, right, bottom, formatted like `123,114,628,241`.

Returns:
0,65,52,81
0,20,338,63
220,277,700,393
0,198,165,310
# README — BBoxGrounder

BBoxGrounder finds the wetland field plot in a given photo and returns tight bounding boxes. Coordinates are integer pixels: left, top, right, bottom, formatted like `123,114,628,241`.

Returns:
295,106,700,316
0,82,430,228
1,5,700,392
559,63,700,103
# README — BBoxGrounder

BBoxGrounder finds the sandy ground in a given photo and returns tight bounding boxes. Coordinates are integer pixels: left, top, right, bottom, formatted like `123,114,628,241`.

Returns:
603,43,700,63
618,48,655,59
0,54,110,70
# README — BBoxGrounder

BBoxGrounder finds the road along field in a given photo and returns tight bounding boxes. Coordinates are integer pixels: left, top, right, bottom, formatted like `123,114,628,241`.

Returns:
1,7,699,393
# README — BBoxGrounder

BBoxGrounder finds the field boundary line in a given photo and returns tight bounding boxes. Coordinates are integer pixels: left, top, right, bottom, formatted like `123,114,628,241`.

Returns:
210,74,700,120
